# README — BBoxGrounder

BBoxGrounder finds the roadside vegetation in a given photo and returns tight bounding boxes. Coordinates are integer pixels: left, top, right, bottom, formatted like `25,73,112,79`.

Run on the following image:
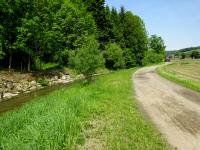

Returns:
0,69,168,149
157,60,200,93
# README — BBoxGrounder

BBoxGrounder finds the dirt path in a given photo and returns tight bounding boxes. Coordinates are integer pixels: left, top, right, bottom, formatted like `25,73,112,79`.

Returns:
133,66,200,150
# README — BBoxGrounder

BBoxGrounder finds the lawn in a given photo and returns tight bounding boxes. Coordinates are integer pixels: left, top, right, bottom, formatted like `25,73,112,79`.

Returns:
157,60,200,93
0,69,167,150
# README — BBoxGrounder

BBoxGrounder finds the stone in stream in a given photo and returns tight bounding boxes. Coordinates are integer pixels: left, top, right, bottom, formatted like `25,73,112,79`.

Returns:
0,80,6,99
29,86,37,90
30,80,37,86
61,75,66,80
0,91,4,100
5,81,14,91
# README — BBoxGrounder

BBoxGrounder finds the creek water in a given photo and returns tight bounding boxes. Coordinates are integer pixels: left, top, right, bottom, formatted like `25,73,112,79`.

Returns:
0,80,79,114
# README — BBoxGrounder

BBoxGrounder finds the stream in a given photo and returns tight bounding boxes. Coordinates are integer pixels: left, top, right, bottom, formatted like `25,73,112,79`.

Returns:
0,80,79,114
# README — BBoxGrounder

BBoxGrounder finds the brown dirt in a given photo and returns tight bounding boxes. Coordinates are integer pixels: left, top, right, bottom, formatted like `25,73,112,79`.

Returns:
133,66,200,150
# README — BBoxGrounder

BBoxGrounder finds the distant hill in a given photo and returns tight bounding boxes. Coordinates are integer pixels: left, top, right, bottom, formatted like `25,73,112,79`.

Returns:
166,46,200,57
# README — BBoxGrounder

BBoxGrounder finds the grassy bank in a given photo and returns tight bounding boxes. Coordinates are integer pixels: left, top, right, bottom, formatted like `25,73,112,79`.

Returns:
0,69,167,149
157,62,200,93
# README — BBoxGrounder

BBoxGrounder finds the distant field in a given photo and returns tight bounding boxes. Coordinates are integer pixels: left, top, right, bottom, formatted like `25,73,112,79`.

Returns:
166,60,200,82
158,60,200,92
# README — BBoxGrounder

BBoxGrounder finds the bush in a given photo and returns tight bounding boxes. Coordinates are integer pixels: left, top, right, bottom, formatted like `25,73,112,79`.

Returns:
69,35,104,81
123,48,136,68
104,43,125,69
37,77,49,86
191,51,200,59
142,51,164,66
181,53,186,59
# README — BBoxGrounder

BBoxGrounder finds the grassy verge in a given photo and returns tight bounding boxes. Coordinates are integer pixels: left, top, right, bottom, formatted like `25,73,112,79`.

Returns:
0,69,167,149
157,65,200,93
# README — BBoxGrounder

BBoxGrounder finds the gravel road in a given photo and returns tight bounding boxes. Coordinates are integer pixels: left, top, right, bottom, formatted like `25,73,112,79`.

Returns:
133,66,200,150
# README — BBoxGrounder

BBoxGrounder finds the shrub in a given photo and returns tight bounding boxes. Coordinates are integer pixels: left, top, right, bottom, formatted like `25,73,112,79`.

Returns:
37,77,49,86
123,48,136,68
69,35,104,81
104,43,125,69
181,53,186,59
191,51,200,59
142,51,164,66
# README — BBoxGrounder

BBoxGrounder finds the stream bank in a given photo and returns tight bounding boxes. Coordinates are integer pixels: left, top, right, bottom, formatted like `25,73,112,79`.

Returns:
0,69,84,101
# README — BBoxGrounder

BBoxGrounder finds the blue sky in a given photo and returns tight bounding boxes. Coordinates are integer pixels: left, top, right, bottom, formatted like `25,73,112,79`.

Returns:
106,0,200,50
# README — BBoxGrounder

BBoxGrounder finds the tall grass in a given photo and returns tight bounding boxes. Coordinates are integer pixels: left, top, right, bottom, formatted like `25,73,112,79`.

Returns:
0,69,168,149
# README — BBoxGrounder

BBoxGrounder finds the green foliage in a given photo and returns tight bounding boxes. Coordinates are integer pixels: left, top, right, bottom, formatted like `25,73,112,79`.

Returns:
123,48,136,68
142,51,164,66
83,0,106,45
181,53,186,59
144,35,166,65
41,62,60,70
123,12,148,65
104,43,125,69
69,35,104,79
0,0,97,70
191,51,200,59
37,77,49,86
0,25,5,59
149,35,166,54
0,0,164,71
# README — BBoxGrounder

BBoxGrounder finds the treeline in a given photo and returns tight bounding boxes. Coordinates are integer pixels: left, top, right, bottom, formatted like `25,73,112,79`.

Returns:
179,46,200,53
0,0,165,72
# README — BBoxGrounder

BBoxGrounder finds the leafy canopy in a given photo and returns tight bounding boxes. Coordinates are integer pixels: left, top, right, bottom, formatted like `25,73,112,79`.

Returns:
104,43,125,69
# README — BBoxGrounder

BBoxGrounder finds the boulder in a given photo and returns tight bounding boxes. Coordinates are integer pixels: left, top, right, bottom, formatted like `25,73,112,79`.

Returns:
5,81,14,90
66,75,71,80
15,84,23,92
61,75,66,80
58,72,64,79
30,80,37,86
54,76,58,80
30,86,37,90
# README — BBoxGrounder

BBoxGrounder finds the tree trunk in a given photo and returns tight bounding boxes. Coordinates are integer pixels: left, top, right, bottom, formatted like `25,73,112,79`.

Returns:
21,61,23,72
8,54,12,71
28,52,31,72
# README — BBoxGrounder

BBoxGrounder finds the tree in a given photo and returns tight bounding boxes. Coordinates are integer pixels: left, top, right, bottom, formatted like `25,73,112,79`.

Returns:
191,51,200,59
104,43,125,69
0,25,5,59
16,16,41,71
82,0,106,48
141,35,166,65
52,2,97,64
181,53,186,59
69,35,104,81
123,12,148,65
142,51,164,66
149,35,166,55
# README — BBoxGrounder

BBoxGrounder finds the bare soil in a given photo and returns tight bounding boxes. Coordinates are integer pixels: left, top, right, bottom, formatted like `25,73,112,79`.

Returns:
133,66,200,150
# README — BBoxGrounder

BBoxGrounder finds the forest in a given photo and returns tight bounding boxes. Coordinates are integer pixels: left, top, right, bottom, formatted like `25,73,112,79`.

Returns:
0,0,166,74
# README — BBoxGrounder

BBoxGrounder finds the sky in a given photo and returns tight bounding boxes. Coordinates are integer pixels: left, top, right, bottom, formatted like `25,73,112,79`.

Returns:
106,0,200,51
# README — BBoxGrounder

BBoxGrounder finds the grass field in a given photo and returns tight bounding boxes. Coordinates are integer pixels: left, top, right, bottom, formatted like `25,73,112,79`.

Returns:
0,69,167,149
157,60,200,92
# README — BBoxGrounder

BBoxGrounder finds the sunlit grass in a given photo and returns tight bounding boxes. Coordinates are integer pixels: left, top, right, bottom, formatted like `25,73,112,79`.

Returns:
0,69,168,149
157,63,200,93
